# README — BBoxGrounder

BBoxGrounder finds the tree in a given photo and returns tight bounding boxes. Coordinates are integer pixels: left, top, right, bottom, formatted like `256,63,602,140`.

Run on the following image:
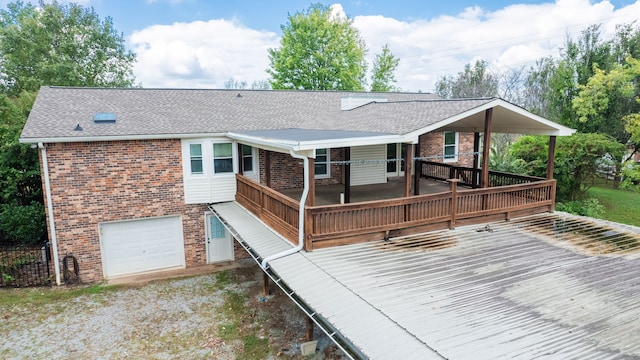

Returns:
572,57,640,145
267,4,367,91
0,1,136,95
0,1,136,244
434,60,498,99
370,44,399,92
510,133,625,201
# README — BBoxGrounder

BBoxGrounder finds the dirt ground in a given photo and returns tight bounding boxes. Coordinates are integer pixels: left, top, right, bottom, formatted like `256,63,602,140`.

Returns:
0,261,349,359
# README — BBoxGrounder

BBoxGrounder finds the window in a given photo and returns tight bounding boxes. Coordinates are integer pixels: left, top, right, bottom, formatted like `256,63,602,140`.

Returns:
241,145,253,172
443,132,458,161
213,143,233,174
189,143,203,174
315,148,329,178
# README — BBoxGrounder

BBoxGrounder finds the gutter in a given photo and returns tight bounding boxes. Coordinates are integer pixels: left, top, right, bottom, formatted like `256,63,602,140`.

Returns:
260,149,309,269
39,143,61,285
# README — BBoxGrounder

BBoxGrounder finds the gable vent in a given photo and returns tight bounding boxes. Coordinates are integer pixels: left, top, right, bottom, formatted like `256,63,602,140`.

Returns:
93,112,116,123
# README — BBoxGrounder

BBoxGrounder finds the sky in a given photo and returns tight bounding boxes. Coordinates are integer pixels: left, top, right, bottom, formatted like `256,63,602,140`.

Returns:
3,0,640,92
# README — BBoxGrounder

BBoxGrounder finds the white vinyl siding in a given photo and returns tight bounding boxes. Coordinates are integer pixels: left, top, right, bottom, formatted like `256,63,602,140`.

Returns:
182,138,238,204
351,145,387,186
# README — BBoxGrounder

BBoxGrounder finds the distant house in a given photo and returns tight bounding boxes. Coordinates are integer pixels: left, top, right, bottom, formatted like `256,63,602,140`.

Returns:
20,87,573,286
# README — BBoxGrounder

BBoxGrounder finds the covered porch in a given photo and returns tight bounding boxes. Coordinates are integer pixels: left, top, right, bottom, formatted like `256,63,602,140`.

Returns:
229,100,573,251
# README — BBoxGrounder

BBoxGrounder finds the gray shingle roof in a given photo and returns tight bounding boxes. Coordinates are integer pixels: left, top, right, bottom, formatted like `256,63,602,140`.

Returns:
20,87,496,142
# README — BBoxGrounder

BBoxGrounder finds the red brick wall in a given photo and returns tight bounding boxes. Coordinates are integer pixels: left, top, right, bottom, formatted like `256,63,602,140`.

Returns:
419,131,475,167
259,148,345,190
42,139,211,283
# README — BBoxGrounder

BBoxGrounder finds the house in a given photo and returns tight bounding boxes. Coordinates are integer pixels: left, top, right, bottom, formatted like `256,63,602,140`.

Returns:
27,86,632,358
20,86,572,284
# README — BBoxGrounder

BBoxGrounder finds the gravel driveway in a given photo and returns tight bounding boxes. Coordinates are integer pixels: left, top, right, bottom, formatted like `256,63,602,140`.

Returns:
1,261,347,359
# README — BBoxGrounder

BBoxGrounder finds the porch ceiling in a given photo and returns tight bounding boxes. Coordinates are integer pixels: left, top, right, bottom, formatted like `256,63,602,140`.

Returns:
211,202,640,359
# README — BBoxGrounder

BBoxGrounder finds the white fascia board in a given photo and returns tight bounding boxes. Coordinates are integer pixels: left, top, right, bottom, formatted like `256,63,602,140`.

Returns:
228,132,417,154
226,132,298,154
19,133,227,144
293,134,417,151
405,99,576,138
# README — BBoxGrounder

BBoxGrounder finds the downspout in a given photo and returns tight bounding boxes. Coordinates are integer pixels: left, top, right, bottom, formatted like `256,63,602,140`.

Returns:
39,143,61,285
260,149,309,269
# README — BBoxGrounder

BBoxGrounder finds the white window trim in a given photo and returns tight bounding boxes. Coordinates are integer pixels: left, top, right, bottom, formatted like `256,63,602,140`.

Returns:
443,131,459,163
315,148,330,179
241,144,257,175
182,139,238,179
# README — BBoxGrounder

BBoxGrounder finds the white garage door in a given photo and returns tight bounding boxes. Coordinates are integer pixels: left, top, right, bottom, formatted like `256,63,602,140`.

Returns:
100,216,185,278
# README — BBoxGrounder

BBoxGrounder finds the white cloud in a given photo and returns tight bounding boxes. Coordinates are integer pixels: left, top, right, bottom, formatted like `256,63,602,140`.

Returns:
354,0,640,92
130,19,279,88
128,0,640,92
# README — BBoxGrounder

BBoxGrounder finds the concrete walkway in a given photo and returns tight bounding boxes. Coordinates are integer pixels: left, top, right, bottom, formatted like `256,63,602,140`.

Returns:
107,258,253,285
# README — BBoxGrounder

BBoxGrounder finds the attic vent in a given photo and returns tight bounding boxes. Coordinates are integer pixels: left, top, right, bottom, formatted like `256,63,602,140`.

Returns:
341,95,387,111
93,112,116,123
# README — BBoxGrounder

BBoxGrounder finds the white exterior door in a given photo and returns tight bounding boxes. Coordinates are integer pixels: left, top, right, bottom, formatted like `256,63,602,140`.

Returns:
207,214,234,263
100,216,185,278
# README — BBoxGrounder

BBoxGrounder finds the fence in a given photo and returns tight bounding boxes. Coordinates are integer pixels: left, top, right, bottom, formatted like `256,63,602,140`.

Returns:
0,243,52,287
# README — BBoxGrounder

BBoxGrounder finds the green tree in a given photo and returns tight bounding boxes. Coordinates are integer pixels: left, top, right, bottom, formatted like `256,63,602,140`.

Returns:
434,59,498,99
0,0,136,95
0,1,136,244
572,57,640,146
370,44,399,92
511,133,625,201
267,3,367,90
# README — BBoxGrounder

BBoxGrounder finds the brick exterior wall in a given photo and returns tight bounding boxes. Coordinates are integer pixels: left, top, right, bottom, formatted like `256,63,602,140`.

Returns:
259,148,345,190
419,132,475,167
41,139,247,283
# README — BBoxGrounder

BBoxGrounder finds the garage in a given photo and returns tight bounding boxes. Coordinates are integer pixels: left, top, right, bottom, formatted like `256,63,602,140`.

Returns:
100,216,185,278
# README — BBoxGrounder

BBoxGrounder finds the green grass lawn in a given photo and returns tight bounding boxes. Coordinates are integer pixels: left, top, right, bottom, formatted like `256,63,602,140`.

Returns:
587,184,640,227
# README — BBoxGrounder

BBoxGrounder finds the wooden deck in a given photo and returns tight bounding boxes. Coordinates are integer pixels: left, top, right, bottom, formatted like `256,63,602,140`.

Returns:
235,166,556,251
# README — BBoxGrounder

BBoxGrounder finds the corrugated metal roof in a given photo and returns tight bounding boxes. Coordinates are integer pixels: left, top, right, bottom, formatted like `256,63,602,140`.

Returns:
211,203,640,359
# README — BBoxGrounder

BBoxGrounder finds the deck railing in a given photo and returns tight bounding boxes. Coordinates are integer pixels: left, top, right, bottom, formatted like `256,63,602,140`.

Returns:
235,175,300,244
235,174,555,250
419,161,545,187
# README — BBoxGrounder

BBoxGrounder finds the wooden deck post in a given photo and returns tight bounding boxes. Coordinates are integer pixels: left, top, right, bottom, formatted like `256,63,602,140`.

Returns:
237,143,244,175
448,179,459,229
546,136,557,180
481,108,493,188
403,143,413,197
344,147,351,203
262,271,269,296
414,143,421,195
306,316,314,341
473,132,481,187
308,157,315,207
265,151,271,187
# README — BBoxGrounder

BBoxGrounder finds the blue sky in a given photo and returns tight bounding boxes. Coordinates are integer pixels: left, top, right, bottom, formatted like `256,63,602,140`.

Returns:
4,1,640,91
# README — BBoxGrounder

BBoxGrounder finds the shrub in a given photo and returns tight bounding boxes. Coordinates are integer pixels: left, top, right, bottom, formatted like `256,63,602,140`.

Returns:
620,160,640,190
556,197,606,218
0,201,46,246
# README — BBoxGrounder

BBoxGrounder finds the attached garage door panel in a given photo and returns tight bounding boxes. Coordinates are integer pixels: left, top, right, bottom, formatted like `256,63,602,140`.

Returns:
101,216,185,278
